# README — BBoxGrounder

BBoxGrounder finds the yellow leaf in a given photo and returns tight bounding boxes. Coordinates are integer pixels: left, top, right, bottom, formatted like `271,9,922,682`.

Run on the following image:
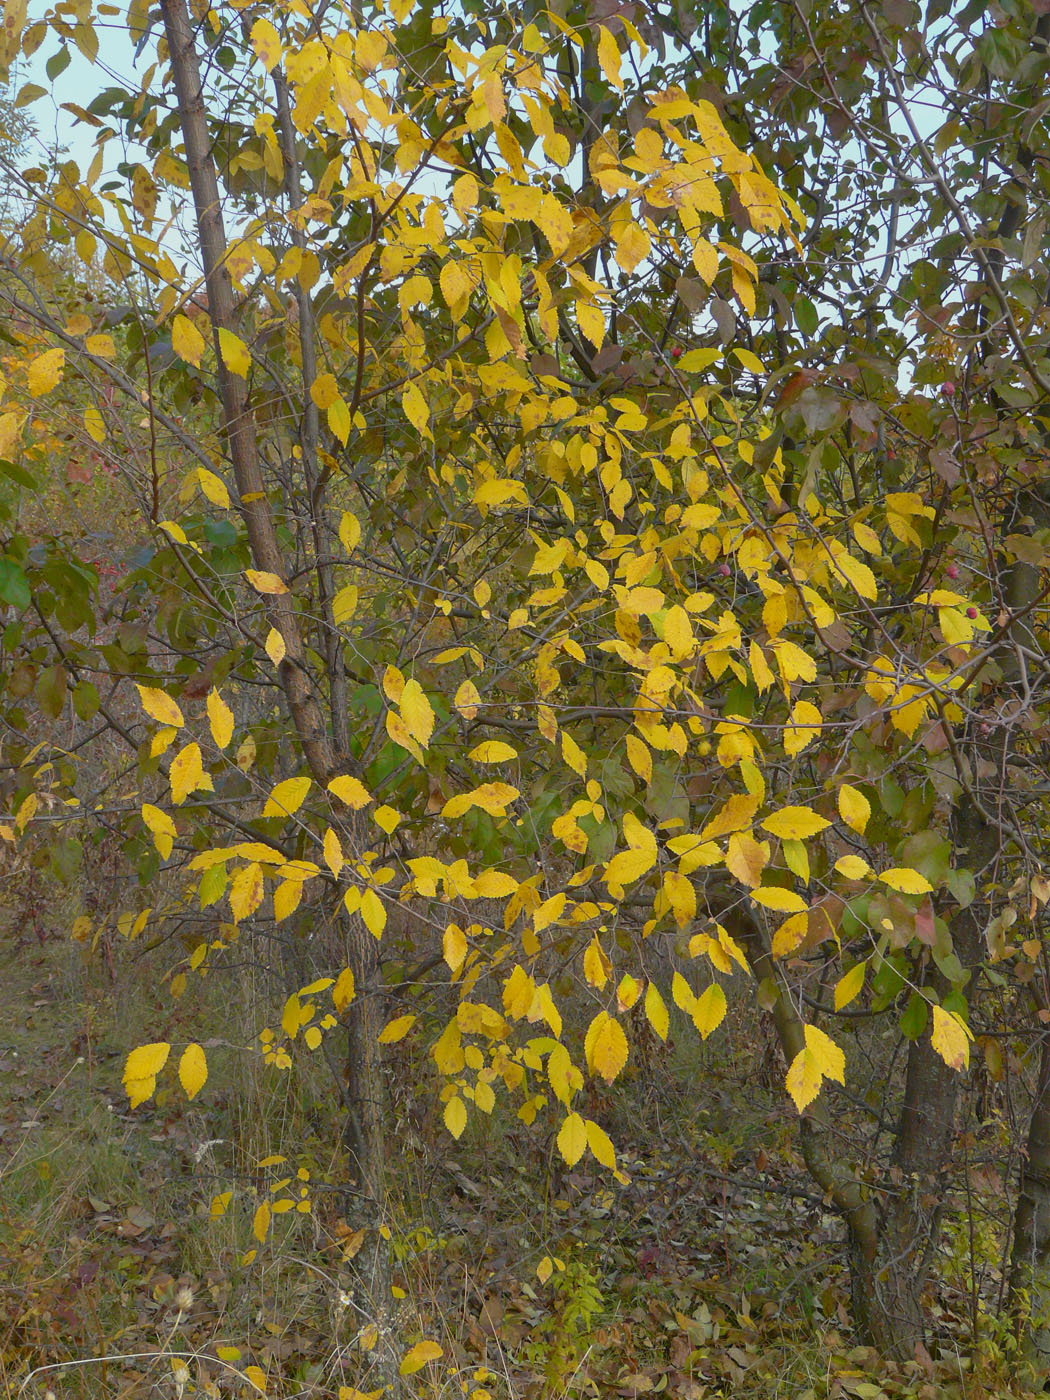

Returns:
263,776,312,819
399,1341,443,1377
444,1096,467,1139
750,885,807,912
137,684,184,728
83,406,105,443
402,381,430,437
360,887,386,937
328,774,372,808
557,1111,587,1167
169,742,204,805
27,347,65,396
786,1022,846,1112
724,831,768,888
585,1119,616,1170
931,1005,971,1071
124,1075,157,1109
333,967,356,1013
400,678,434,748
692,983,726,1039
338,510,361,551
663,868,696,926
836,854,871,880
245,569,288,595
837,784,870,834
469,740,517,763
454,679,481,719
583,935,610,989
672,971,696,1013
265,628,286,666
561,729,587,776
207,688,234,749
880,867,932,895
172,313,205,367
333,584,358,624
197,467,230,508
178,1043,207,1099
586,1011,629,1083
323,827,343,877
644,981,669,1040
141,802,176,860
124,1042,170,1084
252,1201,271,1243
784,700,822,756
596,24,623,90
625,734,651,783
218,327,250,377
229,862,264,922
443,923,467,972
604,845,656,887
273,878,301,923
834,962,865,1011
378,1013,416,1044
761,806,830,841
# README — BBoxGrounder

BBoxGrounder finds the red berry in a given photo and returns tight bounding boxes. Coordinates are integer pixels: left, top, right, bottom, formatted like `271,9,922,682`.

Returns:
672,346,683,359
941,381,955,397
945,563,959,579
966,606,978,619
718,562,731,577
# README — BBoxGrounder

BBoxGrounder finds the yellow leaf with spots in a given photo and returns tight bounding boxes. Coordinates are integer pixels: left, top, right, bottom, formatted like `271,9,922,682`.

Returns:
469,740,517,763
229,862,264,922
218,327,250,377
245,570,288,594
596,24,623,89
838,784,870,834
27,347,65,395
784,700,822,756
169,742,203,805
402,381,430,437
141,803,177,859
137,684,184,728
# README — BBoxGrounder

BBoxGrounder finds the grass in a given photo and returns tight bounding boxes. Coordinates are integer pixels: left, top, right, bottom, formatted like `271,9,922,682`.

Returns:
0,867,1044,1399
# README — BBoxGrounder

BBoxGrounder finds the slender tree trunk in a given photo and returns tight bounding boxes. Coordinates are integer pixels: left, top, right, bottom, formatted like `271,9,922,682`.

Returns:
160,4,393,1334
1011,1031,1050,1374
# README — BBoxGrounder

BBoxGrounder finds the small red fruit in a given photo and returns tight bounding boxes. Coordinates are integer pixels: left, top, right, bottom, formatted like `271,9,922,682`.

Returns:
672,346,683,359
945,563,959,579
966,606,978,619
941,381,955,397
718,562,731,577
